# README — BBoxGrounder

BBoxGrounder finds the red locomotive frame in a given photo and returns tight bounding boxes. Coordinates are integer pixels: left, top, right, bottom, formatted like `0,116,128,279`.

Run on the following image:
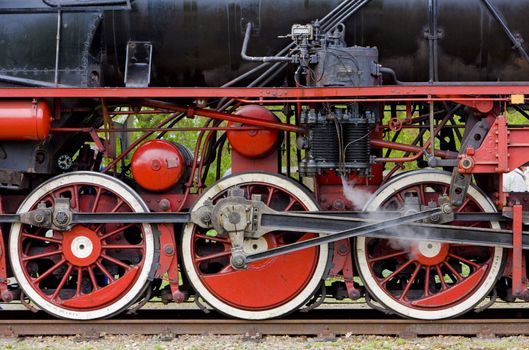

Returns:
1,83,529,320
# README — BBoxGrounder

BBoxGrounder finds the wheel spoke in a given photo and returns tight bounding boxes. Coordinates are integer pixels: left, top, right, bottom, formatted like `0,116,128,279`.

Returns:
101,253,132,271
368,251,407,263
94,198,125,232
284,197,297,211
399,263,421,301
71,185,80,210
381,259,415,285
416,185,426,205
22,250,62,261
96,261,115,283
76,267,83,296
22,232,62,245
435,264,448,290
88,265,99,291
99,224,136,241
91,187,102,213
194,233,230,244
424,267,431,297
448,253,481,269
51,263,74,300
33,258,66,284
102,244,143,250
455,198,471,213
266,187,276,206
195,250,231,263
443,261,463,281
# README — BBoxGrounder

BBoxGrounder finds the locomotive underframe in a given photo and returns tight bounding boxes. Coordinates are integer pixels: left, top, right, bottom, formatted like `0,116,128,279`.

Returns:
1,83,529,319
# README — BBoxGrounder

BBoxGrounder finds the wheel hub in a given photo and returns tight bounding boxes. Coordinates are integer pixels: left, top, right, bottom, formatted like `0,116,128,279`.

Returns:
62,226,101,267
412,241,449,266
243,237,268,254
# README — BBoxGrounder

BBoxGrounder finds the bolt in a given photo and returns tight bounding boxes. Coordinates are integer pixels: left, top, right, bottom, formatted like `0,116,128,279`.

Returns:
173,291,187,303
228,212,241,225
231,256,246,269
164,245,174,255
159,199,171,211
54,211,70,226
151,159,162,171
34,213,45,224
1,291,13,303
200,212,211,224
348,289,361,300
460,157,474,170
429,214,440,223
442,203,453,214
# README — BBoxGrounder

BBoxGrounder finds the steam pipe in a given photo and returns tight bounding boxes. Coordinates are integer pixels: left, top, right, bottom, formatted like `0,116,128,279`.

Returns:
143,99,304,133
241,23,292,63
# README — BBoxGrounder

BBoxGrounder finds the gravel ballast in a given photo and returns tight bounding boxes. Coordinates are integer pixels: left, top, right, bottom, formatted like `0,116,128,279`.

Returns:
2,334,529,350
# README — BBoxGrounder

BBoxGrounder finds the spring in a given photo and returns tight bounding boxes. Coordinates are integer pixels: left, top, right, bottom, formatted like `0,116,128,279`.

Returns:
310,124,339,163
343,119,370,168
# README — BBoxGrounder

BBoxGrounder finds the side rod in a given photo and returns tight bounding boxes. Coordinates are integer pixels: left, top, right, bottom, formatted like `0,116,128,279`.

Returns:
243,208,442,265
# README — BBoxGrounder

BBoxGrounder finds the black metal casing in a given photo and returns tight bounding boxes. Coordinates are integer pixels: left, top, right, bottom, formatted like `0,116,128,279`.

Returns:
0,0,529,87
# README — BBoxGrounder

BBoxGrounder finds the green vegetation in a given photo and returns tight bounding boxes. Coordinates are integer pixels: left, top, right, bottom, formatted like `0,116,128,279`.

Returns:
101,104,529,188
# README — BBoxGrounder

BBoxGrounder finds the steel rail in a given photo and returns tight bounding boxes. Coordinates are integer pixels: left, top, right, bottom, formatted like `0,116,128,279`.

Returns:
2,315,529,337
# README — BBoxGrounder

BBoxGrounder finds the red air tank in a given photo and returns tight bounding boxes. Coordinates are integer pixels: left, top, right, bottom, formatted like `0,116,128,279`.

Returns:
227,105,280,158
0,100,52,140
131,140,191,192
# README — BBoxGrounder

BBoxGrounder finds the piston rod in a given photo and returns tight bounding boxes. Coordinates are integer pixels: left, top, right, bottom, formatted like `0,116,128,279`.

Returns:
236,208,443,268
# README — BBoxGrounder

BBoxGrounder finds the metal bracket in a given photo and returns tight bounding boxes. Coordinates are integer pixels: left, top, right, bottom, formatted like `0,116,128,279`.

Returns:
208,190,275,239
18,198,73,230
124,41,153,88
450,118,492,206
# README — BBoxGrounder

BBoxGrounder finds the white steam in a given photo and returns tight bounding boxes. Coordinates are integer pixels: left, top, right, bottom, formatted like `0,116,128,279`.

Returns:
340,176,372,210
340,176,434,259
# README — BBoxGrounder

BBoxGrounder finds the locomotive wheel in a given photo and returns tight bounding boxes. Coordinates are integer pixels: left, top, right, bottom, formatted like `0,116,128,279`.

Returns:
9,172,155,320
355,170,504,320
181,173,330,320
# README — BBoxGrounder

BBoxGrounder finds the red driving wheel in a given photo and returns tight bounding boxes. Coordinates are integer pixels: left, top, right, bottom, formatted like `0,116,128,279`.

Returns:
10,172,155,320
182,173,330,319
355,170,504,319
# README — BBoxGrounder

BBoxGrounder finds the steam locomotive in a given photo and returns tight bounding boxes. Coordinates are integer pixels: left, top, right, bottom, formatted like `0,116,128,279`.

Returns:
0,0,528,321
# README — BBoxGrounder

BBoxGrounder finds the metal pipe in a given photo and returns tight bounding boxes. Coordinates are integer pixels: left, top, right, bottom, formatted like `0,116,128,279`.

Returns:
241,23,292,63
371,139,456,159
54,10,62,86
481,0,529,64
430,99,436,156
323,0,370,32
143,100,303,133
427,0,439,82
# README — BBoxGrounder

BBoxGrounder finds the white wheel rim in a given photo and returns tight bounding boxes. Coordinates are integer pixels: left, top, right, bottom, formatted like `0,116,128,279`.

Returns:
9,172,155,320
182,173,329,320
355,170,504,320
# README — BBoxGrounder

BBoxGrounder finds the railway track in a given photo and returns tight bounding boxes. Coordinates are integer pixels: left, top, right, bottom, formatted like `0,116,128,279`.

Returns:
2,308,529,338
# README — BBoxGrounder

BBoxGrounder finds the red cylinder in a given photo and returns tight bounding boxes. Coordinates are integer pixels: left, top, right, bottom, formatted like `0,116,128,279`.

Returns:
227,105,280,158
0,100,52,140
131,140,189,192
